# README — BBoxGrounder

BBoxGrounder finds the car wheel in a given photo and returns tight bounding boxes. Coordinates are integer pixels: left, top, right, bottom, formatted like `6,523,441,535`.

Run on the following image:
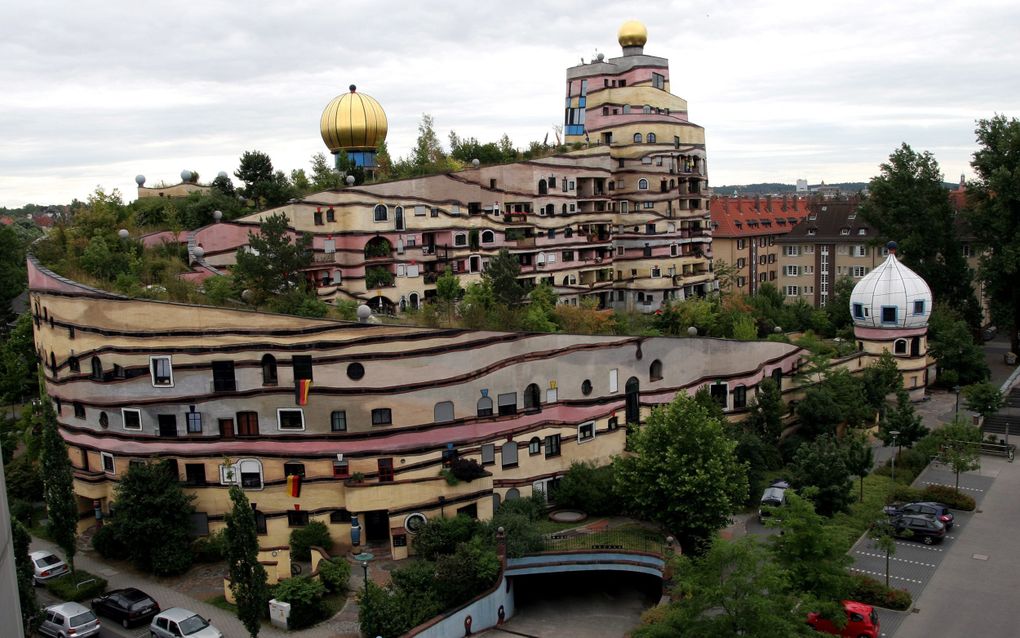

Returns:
923,535,934,545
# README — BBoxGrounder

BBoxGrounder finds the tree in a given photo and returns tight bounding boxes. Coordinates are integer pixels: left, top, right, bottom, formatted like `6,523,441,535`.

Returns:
225,485,268,637
232,212,313,306
746,378,785,443
408,114,448,175
290,169,312,196
12,519,41,633
967,115,1020,353
635,538,813,638
211,173,235,197
110,460,196,574
0,224,26,322
711,259,739,296
922,418,982,492
791,434,854,517
844,432,874,503
867,520,899,588
963,382,1005,422
39,398,77,574
880,388,928,448
482,248,524,306
731,314,758,340
0,313,38,406
928,305,988,385
861,351,902,414
796,369,870,438
859,143,980,328
310,153,344,190
615,393,749,554
824,276,856,336
235,150,275,205
433,267,462,325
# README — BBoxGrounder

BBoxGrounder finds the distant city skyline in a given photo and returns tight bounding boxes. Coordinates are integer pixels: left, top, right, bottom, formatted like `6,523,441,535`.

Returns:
2,0,1018,207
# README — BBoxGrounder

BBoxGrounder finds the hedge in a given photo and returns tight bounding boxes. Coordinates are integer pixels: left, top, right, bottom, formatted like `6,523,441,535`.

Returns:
46,570,108,602
849,573,912,610
884,484,976,511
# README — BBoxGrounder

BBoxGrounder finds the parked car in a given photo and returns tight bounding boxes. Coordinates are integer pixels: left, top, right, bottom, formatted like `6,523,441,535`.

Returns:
807,600,880,637
38,601,101,638
889,514,947,544
92,587,161,628
758,480,790,523
29,550,69,586
150,608,223,638
884,501,954,529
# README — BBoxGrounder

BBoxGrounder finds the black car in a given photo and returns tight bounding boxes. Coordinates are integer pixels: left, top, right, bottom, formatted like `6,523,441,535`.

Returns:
884,501,954,529
889,514,947,544
92,587,160,628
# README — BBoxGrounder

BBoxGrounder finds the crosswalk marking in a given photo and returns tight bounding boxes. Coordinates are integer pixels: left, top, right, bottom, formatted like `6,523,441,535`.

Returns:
855,551,936,568
849,567,923,584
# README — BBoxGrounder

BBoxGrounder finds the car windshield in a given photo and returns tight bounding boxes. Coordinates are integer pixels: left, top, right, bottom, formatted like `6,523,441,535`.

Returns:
870,609,879,626
36,555,61,567
179,615,209,633
70,611,97,626
761,488,784,504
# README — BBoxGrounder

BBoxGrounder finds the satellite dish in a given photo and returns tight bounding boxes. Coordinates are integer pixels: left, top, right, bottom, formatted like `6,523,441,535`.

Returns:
135,174,146,186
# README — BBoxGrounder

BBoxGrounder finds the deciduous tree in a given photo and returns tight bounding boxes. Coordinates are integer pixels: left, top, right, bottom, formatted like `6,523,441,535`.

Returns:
963,382,1005,421
880,388,928,448
922,418,981,492
791,434,854,516
225,485,268,637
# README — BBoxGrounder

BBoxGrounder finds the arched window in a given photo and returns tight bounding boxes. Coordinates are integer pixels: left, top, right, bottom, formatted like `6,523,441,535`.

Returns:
647,133,656,143
538,179,548,195
523,384,541,412
623,104,631,114
90,356,102,381
261,354,278,385
633,133,643,143
506,488,521,500
528,438,541,455
894,339,908,355
238,458,263,489
434,401,455,423
477,395,493,417
364,236,392,259
642,105,651,114
481,230,494,243
564,227,573,238
409,292,419,309
561,203,568,214
625,377,640,424
649,359,663,381
638,179,649,190
373,204,388,222
545,203,554,215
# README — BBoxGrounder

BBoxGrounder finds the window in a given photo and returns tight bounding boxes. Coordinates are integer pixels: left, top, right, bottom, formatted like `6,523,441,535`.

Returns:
326,207,336,222
881,306,898,324
523,384,541,412
481,230,494,243
90,356,102,380
261,354,278,385
638,178,648,190
378,458,394,482
652,72,665,89
545,434,561,457
314,211,323,225
784,265,799,277
649,359,663,381
347,362,365,380
578,421,595,442
633,133,643,143
733,385,747,409
647,133,656,143
254,510,267,535
371,408,393,425
785,286,799,296
284,461,305,478
894,339,908,355
852,303,864,319
287,510,309,527
913,300,925,315
186,410,203,434
73,402,85,419
292,355,313,381
237,411,259,436
477,395,493,417
150,356,173,387
851,245,868,258
481,443,495,465
497,392,517,416
239,459,263,489
185,463,206,485
783,246,800,257
581,379,593,395
122,408,141,431
502,441,519,467
434,401,454,423
414,205,426,217
212,360,236,392
858,228,867,235
710,383,728,409
277,409,305,431
840,227,850,236
68,355,80,373
852,266,869,277
374,204,388,222
101,452,115,474
331,410,347,432
332,459,350,478
98,411,109,428
528,437,541,455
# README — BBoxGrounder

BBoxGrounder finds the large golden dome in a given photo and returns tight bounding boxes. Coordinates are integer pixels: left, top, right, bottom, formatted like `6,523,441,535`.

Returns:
320,85,388,152
618,20,648,48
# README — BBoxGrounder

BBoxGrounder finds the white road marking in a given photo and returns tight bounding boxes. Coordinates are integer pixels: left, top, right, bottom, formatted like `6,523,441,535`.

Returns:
855,551,936,568
849,567,923,584
922,481,984,493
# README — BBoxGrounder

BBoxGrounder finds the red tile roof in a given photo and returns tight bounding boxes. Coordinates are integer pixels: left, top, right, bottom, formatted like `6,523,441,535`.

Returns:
710,195,812,238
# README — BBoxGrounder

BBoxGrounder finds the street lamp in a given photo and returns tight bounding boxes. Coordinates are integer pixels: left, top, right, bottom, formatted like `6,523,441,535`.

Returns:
954,385,962,419
361,561,369,596
889,430,900,483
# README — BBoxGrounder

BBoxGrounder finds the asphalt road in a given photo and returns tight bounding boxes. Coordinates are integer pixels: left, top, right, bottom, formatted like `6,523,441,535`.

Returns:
36,586,153,638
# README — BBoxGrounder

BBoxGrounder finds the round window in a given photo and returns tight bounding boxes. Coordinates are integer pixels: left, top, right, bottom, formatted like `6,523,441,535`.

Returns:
581,379,593,396
347,362,365,380
404,512,427,535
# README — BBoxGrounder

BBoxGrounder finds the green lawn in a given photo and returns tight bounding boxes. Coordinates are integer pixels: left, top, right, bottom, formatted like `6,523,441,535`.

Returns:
830,473,898,551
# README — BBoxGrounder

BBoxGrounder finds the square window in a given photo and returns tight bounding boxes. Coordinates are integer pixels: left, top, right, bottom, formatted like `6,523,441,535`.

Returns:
544,434,561,458
329,508,352,523
292,355,313,381
122,408,142,431
852,303,864,319
185,463,206,485
186,411,203,434
371,408,392,425
73,403,86,419
331,410,347,432
150,356,173,387
913,300,925,315
283,462,305,478
277,409,305,431
578,422,595,443
332,460,350,478
287,510,309,527
497,393,517,416
101,452,115,474
881,306,897,324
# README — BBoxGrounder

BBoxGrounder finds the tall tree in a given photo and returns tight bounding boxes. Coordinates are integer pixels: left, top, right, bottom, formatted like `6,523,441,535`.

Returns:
0,224,26,324
963,382,1005,422
225,485,269,637
844,431,874,503
968,115,1020,353
12,519,41,633
746,378,785,444
0,313,38,406
39,398,77,574
928,305,988,385
410,114,447,174
867,520,899,589
859,143,980,328
434,266,462,325
791,434,854,517
880,388,928,448
615,393,748,554
481,248,524,307
233,212,313,306
922,418,982,492
310,152,344,190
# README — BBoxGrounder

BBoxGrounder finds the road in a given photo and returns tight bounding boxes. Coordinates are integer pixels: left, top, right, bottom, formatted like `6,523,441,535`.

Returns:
37,585,153,638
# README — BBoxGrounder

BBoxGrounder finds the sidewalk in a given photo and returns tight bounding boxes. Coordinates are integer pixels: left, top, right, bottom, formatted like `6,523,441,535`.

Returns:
28,536,363,638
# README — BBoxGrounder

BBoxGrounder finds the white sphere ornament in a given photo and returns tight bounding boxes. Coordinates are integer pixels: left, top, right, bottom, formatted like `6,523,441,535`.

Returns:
241,289,254,303
135,174,146,186
471,159,480,168
181,170,192,182
118,229,130,239
356,304,372,321
774,326,782,334
687,326,698,337
217,171,228,179
346,175,356,186
192,246,205,259
212,210,223,221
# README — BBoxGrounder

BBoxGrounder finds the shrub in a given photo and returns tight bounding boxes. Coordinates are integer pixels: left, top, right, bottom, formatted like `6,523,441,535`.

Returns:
552,461,622,515
359,581,422,638
152,542,194,576
191,529,227,563
487,512,544,558
413,515,480,560
449,457,487,482
8,498,35,526
433,537,500,608
850,573,912,610
91,524,127,559
290,521,334,561
921,484,976,510
495,495,546,521
316,557,351,593
885,485,924,505
45,570,108,602
272,576,326,629
4,454,43,502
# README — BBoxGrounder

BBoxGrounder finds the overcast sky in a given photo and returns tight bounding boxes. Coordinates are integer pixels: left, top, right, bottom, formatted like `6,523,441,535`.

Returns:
2,0,1018,207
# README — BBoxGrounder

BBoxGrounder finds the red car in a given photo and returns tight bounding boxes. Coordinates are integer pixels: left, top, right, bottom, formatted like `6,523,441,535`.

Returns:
807,600,880,638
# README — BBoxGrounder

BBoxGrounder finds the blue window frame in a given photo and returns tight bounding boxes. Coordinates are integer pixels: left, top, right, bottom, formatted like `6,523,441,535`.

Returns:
881,306,898,324
913,300,925,315
852,303,864,319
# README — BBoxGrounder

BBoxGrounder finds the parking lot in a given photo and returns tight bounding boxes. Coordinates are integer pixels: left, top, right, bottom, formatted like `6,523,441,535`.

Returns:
848,465,993,637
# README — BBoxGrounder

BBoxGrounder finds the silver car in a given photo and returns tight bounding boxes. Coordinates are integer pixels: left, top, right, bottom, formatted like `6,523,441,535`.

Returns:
39,601,101,637
150,608,223,638
30,550,69,586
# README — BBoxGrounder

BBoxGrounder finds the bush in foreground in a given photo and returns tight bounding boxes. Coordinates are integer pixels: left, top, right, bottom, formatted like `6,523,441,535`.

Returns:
290,521,333,561
850,573,912,610
316,557,351,594
271,576,326,629
45,570,108,602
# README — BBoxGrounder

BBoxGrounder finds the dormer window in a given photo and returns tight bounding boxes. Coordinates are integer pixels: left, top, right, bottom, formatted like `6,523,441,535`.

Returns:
858,228,867,235
840,227,850,236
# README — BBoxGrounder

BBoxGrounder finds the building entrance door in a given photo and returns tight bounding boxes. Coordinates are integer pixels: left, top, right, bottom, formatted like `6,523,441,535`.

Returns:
364,510,389,543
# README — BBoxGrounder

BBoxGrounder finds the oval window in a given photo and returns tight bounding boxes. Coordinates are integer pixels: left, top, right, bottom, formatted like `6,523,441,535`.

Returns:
347,362,365,380
581,379,593,396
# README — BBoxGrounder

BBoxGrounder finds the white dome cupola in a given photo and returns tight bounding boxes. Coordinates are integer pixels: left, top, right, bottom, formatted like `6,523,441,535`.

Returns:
849,242,932,329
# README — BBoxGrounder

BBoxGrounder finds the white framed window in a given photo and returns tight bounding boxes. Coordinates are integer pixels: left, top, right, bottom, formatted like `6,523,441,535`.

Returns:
852,266,869,277
851,245,868,257
414,205,426,216
373,204,388,222
222,458,263,489
149,356,173,387
578,421,595,443
784,265,799,276
101,452,115,474
454,233,467,247
785,285,799,296
840,227,850,236
609,369,618,393
638,179,649,190
783,246,800,257
122,408,142,431
858,228,867,235
277,408,305,431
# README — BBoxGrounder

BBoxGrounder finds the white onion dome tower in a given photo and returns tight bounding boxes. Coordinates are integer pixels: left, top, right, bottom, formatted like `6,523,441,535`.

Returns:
849,242,932,329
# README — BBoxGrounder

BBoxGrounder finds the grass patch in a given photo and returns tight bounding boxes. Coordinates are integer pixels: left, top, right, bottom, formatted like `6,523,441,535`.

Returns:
830,473,901,552
204,595,237,613
46,570,107,601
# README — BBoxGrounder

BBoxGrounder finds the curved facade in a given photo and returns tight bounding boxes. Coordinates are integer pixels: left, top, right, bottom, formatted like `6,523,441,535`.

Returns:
28,257,801,557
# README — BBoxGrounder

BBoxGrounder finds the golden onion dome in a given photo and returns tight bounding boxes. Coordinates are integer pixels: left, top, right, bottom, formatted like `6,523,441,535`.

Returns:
320,85,388,152
618,20,648,48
